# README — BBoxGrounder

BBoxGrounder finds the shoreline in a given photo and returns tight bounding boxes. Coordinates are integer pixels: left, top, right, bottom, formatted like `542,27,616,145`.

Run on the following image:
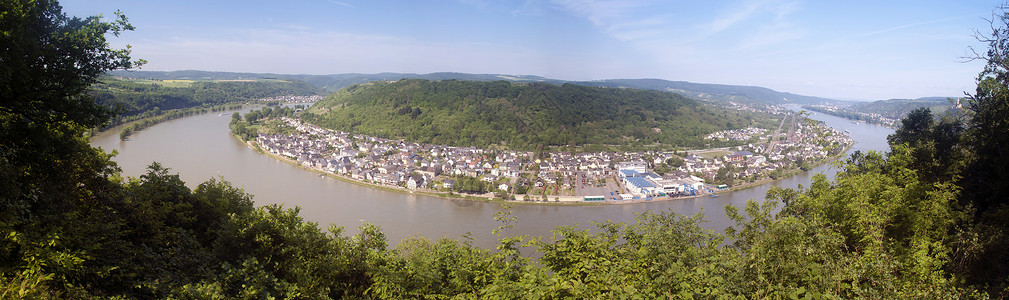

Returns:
236,133,851,206
91,103,248,139
712,148,849,194
235,134,597,206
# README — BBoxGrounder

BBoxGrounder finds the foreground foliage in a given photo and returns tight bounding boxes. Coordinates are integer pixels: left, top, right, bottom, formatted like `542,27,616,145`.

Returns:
2,0,1008,298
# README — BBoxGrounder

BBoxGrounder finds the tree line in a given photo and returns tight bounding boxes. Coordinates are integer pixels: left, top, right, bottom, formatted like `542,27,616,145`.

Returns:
118,104,243,140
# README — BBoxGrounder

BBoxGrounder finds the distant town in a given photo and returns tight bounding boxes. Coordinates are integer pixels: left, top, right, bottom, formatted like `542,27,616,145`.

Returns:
259,95,324,104
250,105,853,203
802,104,900,127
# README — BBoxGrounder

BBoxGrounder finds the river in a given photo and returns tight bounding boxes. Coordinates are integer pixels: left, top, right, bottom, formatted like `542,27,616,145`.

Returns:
89,107,894,249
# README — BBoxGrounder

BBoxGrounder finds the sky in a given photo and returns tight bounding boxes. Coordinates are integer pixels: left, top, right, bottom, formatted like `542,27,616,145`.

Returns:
63,0,999,100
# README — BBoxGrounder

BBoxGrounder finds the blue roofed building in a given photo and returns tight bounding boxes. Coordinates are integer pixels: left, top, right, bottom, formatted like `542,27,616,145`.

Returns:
619,169,641,178
623,176,658,197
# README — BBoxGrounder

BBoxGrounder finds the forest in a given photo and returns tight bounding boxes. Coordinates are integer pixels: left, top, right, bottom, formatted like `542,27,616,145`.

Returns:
230,106,301,141
303,79,775,151
1,0,1008,298
104,70,846,106
91,77,320,128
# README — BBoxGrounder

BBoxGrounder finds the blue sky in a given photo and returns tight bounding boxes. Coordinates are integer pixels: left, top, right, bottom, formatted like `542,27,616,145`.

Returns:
63,0,996,100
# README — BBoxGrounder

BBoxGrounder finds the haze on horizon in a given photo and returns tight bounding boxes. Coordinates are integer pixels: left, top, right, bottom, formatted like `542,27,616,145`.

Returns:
65,0,996,101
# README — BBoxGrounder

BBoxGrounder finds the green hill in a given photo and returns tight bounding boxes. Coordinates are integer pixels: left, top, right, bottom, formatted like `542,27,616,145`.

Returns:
302,79,772,150
107,70,852,106
848,97,956,119
804,97,960,127
576,78,844,105
92,77,321,124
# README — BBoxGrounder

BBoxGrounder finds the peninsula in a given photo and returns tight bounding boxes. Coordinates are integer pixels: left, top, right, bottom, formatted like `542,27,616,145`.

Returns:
237,98,853,204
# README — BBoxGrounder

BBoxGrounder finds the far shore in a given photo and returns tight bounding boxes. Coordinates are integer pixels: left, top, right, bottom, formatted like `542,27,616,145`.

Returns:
235,133,851,206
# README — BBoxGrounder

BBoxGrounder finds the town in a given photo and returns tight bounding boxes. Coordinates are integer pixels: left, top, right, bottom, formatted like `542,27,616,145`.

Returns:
802,104,900,127
251,108,853,203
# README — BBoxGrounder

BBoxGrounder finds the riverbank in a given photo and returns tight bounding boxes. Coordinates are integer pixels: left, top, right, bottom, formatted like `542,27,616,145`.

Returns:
236,132,853,206
236,133,610,206
713,149,849,194
234,105,857,207
93,103,247,140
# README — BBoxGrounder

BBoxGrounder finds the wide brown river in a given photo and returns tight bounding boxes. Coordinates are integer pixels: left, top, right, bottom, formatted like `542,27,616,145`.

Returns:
90,107,892,249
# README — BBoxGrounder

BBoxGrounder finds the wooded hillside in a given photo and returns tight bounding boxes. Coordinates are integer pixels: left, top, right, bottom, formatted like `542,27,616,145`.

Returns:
91,77,320,124
847,97,955,119
303,79,772,150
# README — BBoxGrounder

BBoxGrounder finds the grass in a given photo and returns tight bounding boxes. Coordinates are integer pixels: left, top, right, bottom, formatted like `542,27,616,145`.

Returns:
694,150,732,159
121,78,288,88
120,78,195,88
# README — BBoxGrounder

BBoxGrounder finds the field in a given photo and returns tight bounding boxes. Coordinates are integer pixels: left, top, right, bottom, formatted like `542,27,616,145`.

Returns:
118,78,194,88
693,149,732,159
119,78,289,88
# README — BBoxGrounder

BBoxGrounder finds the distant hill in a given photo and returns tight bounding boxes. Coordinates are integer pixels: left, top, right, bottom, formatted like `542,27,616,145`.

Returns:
847,97,958,120
92,76,320,120
107,70,846,106
802,97,961,128
302,79,774,150
108,70,558,93
574,79,843,106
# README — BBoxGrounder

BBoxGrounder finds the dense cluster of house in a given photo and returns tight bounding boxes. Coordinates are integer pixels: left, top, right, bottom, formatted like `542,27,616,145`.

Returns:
805,104,899,127
254,115,851,201
684,120,853,181
705,127,768,141
260,95,323,104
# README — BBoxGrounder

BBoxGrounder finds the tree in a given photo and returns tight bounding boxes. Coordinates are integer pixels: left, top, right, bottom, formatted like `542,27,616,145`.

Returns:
665,156,685,168
1,0,144,126
0,0,142,295
953,5,1009,293
962,7,1009,214
1,0,143,213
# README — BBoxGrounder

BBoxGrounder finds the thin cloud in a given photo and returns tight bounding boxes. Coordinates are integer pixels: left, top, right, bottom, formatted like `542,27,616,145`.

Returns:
858,16,962,39
129,28,545,75
327,0,353,8
738,24,805,49
549,0,651,26
511,0,546,16
548,0,669,42
696,0,800,39
605,15,671,41
699,2,760,36
735,1,805,49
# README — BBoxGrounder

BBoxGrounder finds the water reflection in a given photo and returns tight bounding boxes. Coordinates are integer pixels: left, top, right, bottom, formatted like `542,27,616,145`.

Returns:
451,199,476,207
